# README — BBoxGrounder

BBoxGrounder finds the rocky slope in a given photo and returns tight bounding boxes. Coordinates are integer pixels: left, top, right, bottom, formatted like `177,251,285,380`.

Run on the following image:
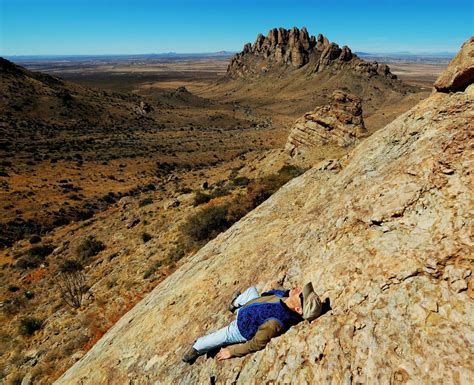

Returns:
0,57,157,128
285,90,367,165
56,39,473,384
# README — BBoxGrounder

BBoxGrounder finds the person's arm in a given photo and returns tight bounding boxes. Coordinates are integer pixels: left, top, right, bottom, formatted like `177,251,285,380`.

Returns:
261,289,289,297
226,320,283,357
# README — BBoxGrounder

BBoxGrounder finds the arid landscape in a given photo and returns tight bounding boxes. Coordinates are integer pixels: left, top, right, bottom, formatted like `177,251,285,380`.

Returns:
1,24,472,385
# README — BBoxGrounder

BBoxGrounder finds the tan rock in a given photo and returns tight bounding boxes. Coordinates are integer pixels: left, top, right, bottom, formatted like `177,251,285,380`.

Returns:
285,90,367,163
434,37,474,92
56,49,473,384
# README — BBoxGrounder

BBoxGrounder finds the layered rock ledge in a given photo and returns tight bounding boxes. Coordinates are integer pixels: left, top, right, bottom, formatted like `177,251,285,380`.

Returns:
286,90,367,162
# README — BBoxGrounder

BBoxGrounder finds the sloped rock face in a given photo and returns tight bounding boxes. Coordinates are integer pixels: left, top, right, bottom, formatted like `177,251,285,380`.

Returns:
227,27,397,80
56,47,473,384
286,90,367,161
434,36,474,92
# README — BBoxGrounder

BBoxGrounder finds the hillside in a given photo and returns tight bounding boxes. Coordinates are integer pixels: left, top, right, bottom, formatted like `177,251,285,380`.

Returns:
55,38,473,384
0,57,270,248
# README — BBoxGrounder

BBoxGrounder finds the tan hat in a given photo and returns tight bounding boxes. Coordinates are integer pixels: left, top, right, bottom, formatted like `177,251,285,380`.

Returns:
302,282,322,321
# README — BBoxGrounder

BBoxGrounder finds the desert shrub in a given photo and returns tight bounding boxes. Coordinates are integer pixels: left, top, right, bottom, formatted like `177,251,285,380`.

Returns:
231,176,250,187
166,243,187,264
278,164,307,179
29,235,41,244
19,317,43,336
2,296,26,316
74,209,94,221
181,203,230,243
8,285,19,292
193,191,211,206
76,236,105,259
28,244,54,258
178,186,193,194
143,261,162,279
141,232,152,243
57,267,86,309
139,197,153,207
59,259,83,273
193,187,230,207
24,290,34,299
15,244,54,269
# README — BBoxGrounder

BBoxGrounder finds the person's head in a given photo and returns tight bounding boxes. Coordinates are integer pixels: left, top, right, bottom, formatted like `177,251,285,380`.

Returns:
285,282,322,321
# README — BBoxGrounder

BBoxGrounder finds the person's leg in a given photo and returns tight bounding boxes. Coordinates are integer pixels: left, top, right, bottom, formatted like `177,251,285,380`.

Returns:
233,286,259,308
193,320,246,354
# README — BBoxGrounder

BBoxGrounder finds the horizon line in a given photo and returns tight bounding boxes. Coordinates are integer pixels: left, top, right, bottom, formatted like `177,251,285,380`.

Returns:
2,50,457,59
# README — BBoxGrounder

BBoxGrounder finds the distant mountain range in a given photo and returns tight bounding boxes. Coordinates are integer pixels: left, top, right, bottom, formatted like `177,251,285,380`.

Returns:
5,50,455,63
4,51,237,62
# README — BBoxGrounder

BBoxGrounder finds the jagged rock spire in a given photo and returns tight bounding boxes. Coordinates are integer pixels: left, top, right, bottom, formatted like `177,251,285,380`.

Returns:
226,27,396,80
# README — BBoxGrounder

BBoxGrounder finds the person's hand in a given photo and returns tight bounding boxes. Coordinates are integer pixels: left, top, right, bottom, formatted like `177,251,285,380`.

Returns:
216,347,232,361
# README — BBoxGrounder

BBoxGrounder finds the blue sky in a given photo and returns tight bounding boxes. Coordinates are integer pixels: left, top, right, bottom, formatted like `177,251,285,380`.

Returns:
1,0,472,55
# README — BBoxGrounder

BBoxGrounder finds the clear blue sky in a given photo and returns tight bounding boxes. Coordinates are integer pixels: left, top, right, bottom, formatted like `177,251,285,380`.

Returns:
1,0,472,56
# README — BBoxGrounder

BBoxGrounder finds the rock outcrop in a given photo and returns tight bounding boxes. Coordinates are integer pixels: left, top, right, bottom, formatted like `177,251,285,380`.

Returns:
286,90,367,162
434,36,474,92
227,27,397,80
56,40,473,384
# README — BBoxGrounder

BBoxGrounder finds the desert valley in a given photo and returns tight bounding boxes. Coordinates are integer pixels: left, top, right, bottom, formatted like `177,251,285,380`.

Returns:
0,25,472,385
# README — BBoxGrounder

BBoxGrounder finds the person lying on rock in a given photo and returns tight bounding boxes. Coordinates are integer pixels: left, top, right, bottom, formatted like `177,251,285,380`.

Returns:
182,282,322,364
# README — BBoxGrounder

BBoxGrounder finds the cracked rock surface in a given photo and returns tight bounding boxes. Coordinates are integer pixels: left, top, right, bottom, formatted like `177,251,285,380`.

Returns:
56,42,473,385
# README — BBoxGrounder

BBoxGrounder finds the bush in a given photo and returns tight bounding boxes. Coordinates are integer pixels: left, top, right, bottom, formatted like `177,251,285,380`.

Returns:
193,191,211,206
19,317,43,336
193,187,230,207
76,236,105,259
141,232,152,243
28,244,54,258
29,235,42,244
181,203,230,243
2,296,26,316
58,268,86,309
278,164,307,179
8,285,19,292
231,176,250,187
59,259,83,273
15,244,54,269
143,261,162,279
139,197,153,207
166,242,188,264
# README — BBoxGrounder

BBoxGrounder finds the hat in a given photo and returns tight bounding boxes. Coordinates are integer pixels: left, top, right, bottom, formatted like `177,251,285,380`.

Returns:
302,282,322,321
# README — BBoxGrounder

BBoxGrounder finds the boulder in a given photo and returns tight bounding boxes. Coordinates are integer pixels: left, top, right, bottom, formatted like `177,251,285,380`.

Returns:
286,90,367,162
434,37,474,92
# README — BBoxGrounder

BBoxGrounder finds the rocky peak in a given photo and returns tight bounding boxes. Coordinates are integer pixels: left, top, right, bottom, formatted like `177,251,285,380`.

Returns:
226,27,396,80
286,90,367,163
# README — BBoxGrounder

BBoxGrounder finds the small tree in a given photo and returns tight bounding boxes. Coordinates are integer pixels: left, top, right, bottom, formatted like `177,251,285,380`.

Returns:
57,260,86,309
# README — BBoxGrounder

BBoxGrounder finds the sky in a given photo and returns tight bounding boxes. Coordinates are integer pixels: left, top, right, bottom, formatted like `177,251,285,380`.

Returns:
1,0,473,56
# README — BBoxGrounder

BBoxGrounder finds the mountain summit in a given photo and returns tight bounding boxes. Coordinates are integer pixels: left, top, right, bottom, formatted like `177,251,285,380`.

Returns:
227,27,396,80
